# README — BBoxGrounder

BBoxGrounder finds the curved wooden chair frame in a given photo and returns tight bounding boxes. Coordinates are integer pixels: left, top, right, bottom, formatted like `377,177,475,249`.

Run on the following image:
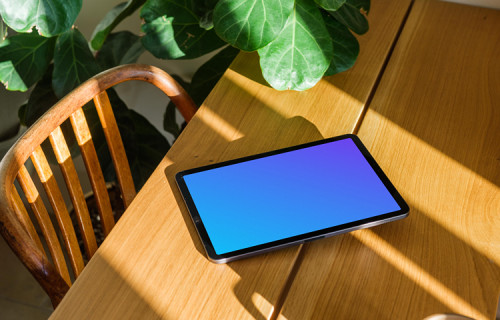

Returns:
0,64,197,307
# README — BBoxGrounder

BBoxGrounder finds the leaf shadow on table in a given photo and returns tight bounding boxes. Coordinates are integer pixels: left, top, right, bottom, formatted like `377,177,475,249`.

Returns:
162,73,328,318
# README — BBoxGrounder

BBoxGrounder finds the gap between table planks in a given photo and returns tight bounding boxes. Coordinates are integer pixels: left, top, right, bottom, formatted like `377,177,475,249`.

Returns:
50,0,413,318
277,0,500,319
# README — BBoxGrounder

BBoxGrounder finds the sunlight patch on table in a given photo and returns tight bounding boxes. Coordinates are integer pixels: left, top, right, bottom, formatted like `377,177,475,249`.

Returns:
359,110,500,266
195,106,244,142
251,291,274,319
353,229,486,320
225,67,363,123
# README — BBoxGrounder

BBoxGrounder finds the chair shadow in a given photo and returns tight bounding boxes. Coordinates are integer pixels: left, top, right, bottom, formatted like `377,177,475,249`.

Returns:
52,251,167,319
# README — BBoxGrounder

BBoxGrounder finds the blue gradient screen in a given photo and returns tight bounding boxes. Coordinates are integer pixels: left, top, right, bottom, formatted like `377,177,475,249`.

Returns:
182,138,401,255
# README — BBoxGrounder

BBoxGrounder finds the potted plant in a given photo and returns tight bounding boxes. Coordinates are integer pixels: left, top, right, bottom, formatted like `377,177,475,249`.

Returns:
0,0,369,188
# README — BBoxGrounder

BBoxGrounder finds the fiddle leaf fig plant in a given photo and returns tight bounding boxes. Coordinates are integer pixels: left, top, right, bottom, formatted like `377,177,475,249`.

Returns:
0,0,82,37
0,32,55,91
90,0,146,50
0,0,369,187
213,0,294,52
257,0,333,90
140,0,226,59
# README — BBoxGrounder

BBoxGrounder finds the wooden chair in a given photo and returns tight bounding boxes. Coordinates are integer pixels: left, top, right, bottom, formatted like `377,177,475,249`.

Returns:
0,64,197,307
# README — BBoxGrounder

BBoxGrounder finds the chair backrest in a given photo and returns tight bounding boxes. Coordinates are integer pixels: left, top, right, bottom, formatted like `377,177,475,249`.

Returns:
0,64,197,307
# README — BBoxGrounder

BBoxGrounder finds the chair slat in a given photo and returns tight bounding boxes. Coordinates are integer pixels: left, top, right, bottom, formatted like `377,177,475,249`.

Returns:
16,165,71,285
11,187,46,255
94,91,136,209
49,126,98,260
30,146,85,278
70,108,115,236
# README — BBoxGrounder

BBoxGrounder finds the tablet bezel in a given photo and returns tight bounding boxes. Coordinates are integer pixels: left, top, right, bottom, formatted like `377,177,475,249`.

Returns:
175,134,409,263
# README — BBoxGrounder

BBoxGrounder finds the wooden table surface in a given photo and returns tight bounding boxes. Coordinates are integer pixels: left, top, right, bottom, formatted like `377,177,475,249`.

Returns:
50,0,500,319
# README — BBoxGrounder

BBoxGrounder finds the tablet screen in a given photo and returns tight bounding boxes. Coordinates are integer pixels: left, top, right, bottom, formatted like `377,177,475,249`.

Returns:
176,135,408,262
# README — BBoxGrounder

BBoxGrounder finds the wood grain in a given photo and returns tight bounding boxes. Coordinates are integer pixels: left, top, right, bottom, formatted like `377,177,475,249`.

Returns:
49,126,98,260
10,187,45,255
49,0,413,318
16,165,72,285
0,65,198,307
71,108,116,236
31,145,85,278
277,1,500,319
94,91,136,208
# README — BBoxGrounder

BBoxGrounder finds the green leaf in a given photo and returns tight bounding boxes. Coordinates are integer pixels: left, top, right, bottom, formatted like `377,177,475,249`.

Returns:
163,102,180,138
213,0,294,51
189,45,238,106
190,0,219,17
0,0,81,37
96,31,144,70
163,46,238,136
0,17,7,42
323,14,359,76
328,0,369,35
258,0,333,91
141,0,225,59
0,32,55,91
90,0,146,51
52,28,101,98
116,106,171,190
23,65,58,126
314,0,346,11
22,65,80,161
199,10,214,30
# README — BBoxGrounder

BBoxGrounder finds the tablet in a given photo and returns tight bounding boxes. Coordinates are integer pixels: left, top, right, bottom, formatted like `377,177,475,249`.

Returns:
176,134,409,263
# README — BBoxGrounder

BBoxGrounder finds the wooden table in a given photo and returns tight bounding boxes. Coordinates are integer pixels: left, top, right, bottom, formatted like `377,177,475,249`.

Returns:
50,0,500,319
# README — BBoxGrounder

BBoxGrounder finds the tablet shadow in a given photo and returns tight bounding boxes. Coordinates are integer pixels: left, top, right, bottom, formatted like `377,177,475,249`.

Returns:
163,115,324,320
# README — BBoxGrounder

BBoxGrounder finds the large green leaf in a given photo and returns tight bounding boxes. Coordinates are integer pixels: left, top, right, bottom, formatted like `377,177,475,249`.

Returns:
328,0,369,35
141,0,225,59
323,14,359,76
258,0,333,91
0,0,81,37
0,32,55,91
52,28,101,98
90,0,146,51
213,0,294,51
96,31,144,70
314,0,346,11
